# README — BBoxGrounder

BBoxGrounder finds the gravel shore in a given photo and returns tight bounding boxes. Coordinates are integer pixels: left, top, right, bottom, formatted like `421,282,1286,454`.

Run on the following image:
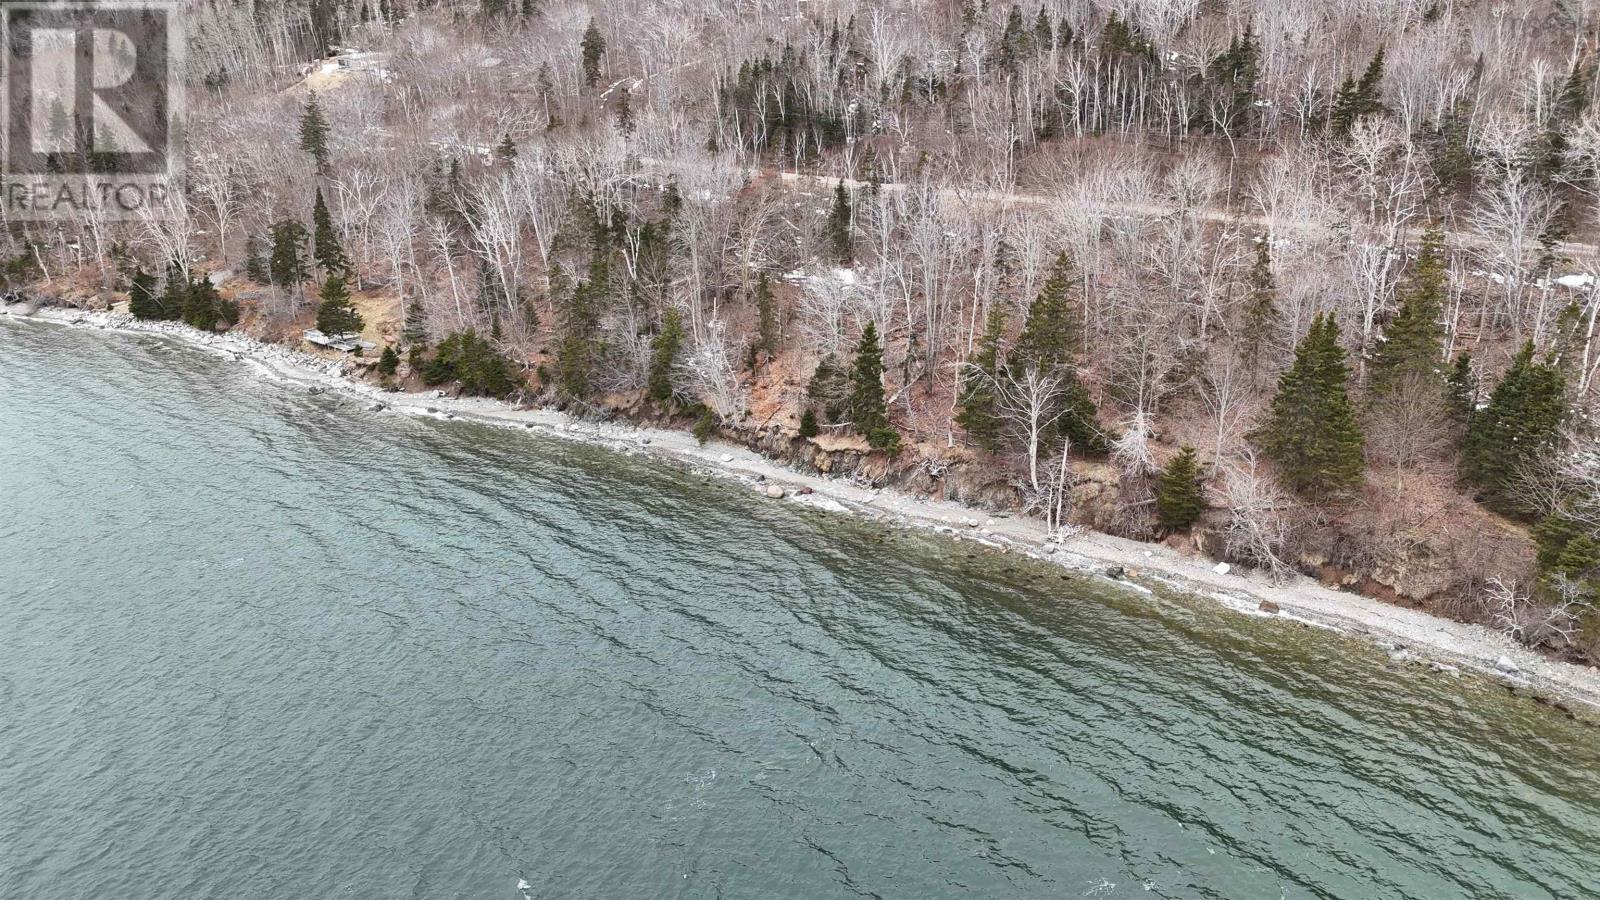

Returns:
11,300,1600,717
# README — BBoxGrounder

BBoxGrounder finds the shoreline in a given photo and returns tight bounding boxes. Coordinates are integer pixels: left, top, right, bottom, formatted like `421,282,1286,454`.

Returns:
9,300,1600,718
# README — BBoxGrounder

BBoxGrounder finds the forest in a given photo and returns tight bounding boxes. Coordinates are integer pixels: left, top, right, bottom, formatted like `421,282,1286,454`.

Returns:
10,0,1600,661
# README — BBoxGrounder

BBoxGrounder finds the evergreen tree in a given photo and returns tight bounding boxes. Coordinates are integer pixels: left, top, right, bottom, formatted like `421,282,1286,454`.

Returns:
1553,533,1600,586
403,296,428,348
1208,28,1259,92
956,305,1006,451
1536,504,1600,608
423,329,519,397
1239,238,1282,377
182,274,224,331
1329,46,1386,136
824,180,853,264
1056,14,1075,50
580,19,605,88
269,219,309,290
244,235,269,282
1099,12,1155,63
798,407,819,438
1207,27,1259,131
1445,353,1478,424
1462,342,1567,508
647,307,684,403
128,267,161,320
997,5,1028,72
1033,7,1054,53
1328,75,1361,136
158,261,187,320
693,406,717,444
377,343,400,376
662,179,683,216
1355,44,1386,105
1055,380,1109,454
474,260,508,315
754,272,779,362
299,90,331,174
1254,314,1366,496
494,134,518,161
555,255,607,397
1557,59,1591,121
1370,226,1446,395
1012,252,1078,370
1433,101,1475,191
316,273,364,336
615,85,634,134
1012,252,1107,452
1535,513,1596,572
312,188,349,276
1156,446,1206,531
1534,61,1591,182
846,321,899,451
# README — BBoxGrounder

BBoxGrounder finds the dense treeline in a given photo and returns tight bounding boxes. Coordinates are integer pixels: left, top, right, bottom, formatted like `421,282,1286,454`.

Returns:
9,0,1599,656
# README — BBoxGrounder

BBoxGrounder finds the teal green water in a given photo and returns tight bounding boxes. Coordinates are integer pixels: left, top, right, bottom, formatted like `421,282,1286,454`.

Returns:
2,319,1599,899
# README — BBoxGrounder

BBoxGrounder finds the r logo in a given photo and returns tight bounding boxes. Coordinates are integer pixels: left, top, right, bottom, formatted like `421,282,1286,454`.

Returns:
1,0,184,220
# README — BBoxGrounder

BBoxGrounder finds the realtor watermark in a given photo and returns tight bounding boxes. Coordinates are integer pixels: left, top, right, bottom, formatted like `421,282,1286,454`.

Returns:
2,0,184,221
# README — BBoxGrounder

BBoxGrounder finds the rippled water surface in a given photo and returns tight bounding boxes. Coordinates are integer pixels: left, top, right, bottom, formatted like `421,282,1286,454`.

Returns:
3,319,1599,899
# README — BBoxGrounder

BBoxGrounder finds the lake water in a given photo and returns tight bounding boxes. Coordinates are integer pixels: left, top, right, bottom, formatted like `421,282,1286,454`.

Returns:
3,318,1598,899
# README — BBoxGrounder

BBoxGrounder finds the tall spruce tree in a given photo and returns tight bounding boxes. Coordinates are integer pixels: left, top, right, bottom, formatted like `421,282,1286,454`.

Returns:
403,296,428,347
158,261,187,320
997,5,1028,72
1156,446,1206,531
269,219,310,291
1207,27,1259,131
300,91,331,174
580,19,605,88
614,85,634,134
1329,46,1386,136
754,272,779,362
244,235,269,282
647,308,684,403
1370,227,1447,395
556,255,607,397
1012,252,1108,452
128,267,161,320
1033,7,1054,53
182,274,223,331
847,321,898,450
1012,252,1078,370
316,272,364,336
1254,314,1366,496
1240,238,1282,379
1433,101,1475,191
312,188,349,276
824,181,853,264
1462,342,1567,509
955,305,1006,451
